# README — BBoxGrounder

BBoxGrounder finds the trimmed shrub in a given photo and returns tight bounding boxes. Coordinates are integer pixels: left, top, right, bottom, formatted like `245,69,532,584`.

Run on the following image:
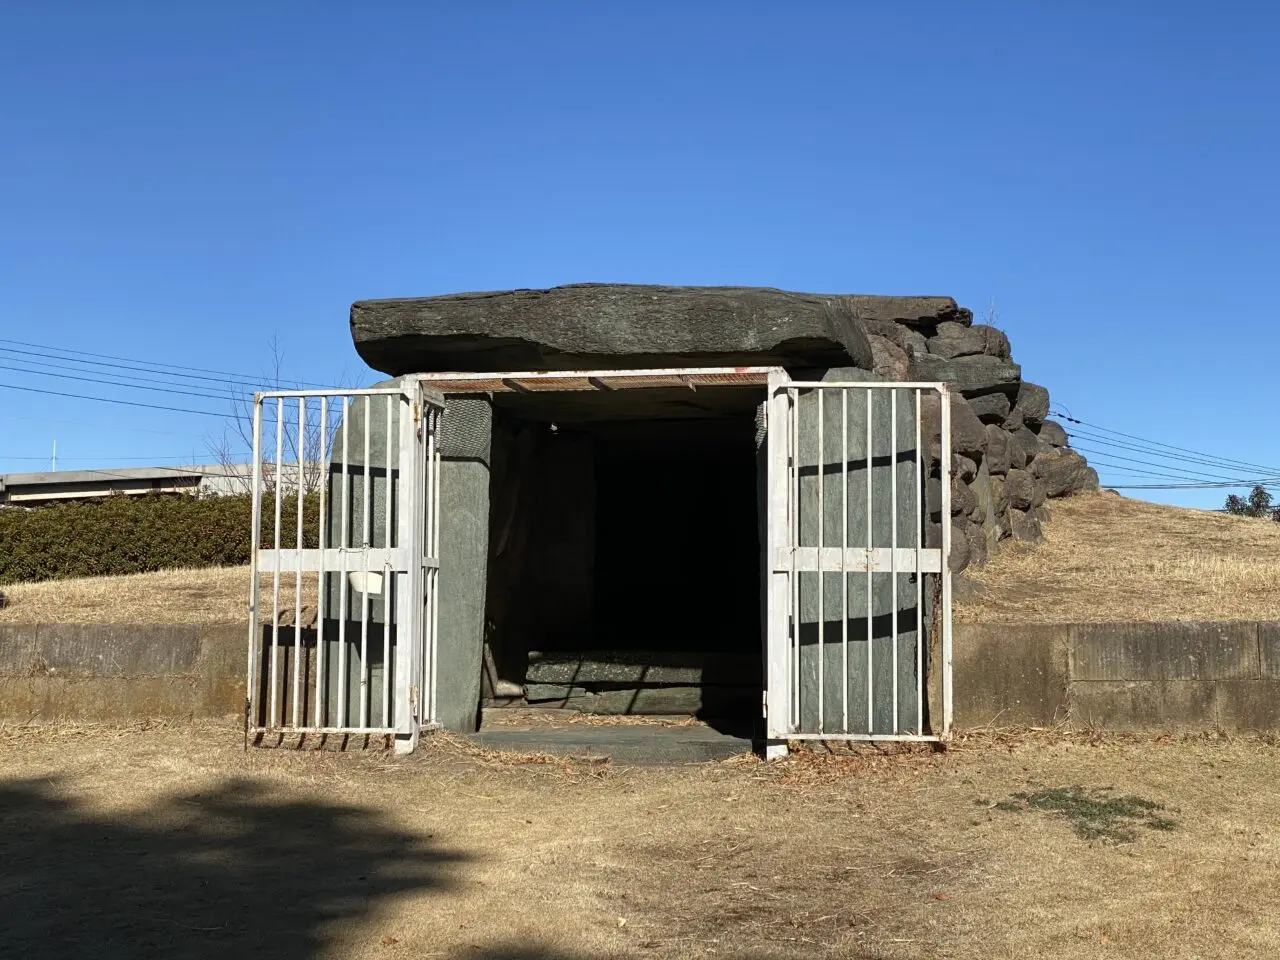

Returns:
0,493,319,584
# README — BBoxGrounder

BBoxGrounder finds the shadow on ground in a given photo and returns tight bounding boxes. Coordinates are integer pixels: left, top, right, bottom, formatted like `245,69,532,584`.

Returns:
0,774,891,959
0,775,467,959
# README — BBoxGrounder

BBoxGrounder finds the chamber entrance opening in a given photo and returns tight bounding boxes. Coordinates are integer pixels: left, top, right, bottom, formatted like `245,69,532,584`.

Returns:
481,385,763,736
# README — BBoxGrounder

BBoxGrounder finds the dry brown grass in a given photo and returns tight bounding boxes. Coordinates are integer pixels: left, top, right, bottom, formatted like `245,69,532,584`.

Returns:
0,566,318,624
958,491,1280,624
5,490,1279,629
1,721,1277,958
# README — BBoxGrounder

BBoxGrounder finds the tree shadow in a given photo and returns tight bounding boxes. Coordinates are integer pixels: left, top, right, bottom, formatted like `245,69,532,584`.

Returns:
0,775,467,959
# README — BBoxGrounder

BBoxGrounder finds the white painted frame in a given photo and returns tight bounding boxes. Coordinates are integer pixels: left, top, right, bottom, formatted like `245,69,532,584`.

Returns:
247,382,445,754
763,372,953,756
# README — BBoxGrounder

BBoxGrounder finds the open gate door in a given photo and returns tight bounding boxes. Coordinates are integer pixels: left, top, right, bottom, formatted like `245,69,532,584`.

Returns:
764,370,953,756
247,382,444,754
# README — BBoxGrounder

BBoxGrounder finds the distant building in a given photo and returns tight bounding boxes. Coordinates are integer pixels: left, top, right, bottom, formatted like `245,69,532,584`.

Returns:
0,464,269,506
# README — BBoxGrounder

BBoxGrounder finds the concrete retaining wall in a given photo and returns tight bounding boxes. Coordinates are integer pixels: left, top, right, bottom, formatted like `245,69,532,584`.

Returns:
0,623,245,722
6,619,1280,733
955,621,1280,732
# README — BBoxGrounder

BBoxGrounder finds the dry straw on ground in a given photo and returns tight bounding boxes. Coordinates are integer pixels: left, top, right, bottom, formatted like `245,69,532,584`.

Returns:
957,490,1280,623
2,720,1278,958
0,567,313,624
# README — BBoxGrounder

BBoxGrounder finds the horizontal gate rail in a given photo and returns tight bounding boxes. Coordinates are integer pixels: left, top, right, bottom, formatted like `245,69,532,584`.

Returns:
766,377,953,747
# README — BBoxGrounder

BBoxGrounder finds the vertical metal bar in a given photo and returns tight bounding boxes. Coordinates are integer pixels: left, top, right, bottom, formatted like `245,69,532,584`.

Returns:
783,386,793,732
865,388,873,735
841,387,849,734
429,407,442,724
246,398,264,729
915,388,924,736
315,396,328,728
338,396,350,728
292,397,305,728
270,397,284,727
941,387,954,735
816,387,825,735
360,394,372,728
383,393,394,727
890,388,899,734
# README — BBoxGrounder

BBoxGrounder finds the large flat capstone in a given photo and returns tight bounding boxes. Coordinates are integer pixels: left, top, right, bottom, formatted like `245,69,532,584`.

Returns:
350,284,969,375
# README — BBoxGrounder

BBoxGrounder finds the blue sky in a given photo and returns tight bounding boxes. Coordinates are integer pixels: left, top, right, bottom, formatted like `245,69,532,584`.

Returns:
1,3,1276,508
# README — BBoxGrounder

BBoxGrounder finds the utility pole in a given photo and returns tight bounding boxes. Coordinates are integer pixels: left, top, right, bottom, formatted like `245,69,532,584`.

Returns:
51,439,57,472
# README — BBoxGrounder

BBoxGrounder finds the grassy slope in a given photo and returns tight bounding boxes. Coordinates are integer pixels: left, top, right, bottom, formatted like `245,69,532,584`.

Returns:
958,491,1280,623
3,492,1278,625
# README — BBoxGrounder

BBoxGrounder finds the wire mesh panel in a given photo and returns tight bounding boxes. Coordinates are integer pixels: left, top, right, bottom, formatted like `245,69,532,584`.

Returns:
246,384,444,752
765,374,953,745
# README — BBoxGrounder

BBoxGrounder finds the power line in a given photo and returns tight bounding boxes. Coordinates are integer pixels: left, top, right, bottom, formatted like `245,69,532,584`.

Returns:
1070,445,1275,484
0,361,248,403
0,337,333,389
0,381,229,418
1052,411,1280,475
1064,426,1280,475
0,350,255,398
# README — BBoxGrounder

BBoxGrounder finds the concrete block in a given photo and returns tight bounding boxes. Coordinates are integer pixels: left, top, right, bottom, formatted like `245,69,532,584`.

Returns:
1214,680,1280,732
1069,680,1218,732
35,624,203,678
0,624,39,676
196,623,250,717
953,624,1069,728
1069,622,1259,682
0,676,200,722
1260,622,1280,679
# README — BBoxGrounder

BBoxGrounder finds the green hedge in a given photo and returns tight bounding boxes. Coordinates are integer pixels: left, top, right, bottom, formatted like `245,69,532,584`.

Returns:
0,493,319,585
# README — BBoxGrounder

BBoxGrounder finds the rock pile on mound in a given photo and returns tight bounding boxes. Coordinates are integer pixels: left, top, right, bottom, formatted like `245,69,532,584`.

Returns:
864,303,1098,570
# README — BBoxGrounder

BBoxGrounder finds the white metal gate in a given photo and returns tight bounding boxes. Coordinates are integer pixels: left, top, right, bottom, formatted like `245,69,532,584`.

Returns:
765,372,953,747
247,382,444,754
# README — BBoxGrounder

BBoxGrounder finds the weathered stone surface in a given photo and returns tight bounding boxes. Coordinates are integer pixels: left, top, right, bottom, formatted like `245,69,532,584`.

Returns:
1030,503,1052,525
968,487,988,525
909,354,1022,397
1006,507,1044,543
524,684,757,716
921,392,985,462
36,624,202,677
984,425,1011,475
1007,426,1041,469
1069,680,1220,733
952,573,986,604
0,624,38,676
975,324,1011,360
1031,449,1094,498
953,454,978,483
926,322,987,360
949,394,986,460
1012,382,1050,425
348,285,960,374
949,521,970,571
526,653,759,685
963,519,989,566
1069,622,1260,681
1035,419,1069,447
968,392,1011,424
859,319,929,356
927,477,977,519
1003,468,1036,511
953,624,1069,729
867,334,910,380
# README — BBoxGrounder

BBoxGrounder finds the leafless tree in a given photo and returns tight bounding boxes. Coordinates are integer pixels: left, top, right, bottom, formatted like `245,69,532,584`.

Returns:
205,335,356,495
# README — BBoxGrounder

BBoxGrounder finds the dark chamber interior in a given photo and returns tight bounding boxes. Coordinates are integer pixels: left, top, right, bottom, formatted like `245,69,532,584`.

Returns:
482,386,763,735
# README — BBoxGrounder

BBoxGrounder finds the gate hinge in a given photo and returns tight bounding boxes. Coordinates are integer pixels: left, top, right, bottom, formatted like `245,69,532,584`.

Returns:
762,689,768,718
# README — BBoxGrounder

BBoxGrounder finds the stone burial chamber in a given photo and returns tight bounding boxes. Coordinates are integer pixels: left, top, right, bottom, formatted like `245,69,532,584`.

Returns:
345,284,1099,734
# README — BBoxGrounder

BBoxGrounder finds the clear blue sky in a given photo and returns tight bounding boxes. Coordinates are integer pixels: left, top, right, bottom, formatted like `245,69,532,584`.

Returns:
1,3,1276,508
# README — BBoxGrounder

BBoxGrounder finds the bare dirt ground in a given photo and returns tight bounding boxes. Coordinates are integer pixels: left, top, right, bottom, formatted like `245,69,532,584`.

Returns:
958,491,1280,623
2,721,1277,959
